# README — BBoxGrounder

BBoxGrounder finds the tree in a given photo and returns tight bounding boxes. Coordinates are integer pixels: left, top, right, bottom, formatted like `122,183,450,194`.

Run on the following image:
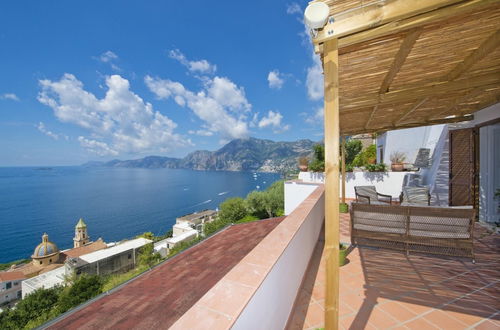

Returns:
309,144,325,172
137,243,162,267
352,144,376,167
0,286,62,329
245,181,284,219
245,191,269,219
218,197,248,223
345,139,363,165
57,275,104,313
265,180,284,217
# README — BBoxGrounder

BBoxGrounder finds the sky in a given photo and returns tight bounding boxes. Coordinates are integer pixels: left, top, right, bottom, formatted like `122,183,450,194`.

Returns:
0,0,325,166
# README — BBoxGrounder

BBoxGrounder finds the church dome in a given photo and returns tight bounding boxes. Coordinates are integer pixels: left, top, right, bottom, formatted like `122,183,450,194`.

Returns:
32,233,59,258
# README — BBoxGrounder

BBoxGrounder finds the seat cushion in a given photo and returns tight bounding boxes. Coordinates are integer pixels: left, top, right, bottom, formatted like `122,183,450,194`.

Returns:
402,186,429,205
354,224,405,234
355,186,378,203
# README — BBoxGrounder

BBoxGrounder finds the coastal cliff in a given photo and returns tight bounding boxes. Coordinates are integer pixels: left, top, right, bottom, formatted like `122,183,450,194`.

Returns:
83,137,316,173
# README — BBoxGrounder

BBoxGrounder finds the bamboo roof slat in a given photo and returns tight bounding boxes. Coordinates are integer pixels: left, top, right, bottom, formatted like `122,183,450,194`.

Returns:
310,0,500,134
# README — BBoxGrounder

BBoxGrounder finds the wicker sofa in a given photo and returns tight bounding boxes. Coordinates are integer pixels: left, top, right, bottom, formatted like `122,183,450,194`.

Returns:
350,203,475,261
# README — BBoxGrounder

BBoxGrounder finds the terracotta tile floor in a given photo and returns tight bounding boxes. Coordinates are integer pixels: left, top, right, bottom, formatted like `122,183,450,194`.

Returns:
288,213,500,330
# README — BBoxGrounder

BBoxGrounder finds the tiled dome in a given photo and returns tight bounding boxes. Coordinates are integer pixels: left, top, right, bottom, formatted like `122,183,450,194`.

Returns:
33,233,59,258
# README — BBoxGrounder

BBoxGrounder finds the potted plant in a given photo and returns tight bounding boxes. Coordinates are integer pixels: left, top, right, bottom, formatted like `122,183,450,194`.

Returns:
339,202,349,213
298,156,309,172
390,151,406,171
339,243,348,266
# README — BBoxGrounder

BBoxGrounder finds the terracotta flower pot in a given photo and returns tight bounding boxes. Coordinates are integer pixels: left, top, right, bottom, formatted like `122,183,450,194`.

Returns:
391,163,404,172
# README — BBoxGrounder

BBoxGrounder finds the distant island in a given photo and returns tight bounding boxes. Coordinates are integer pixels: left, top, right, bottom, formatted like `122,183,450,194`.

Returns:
83,137,317,173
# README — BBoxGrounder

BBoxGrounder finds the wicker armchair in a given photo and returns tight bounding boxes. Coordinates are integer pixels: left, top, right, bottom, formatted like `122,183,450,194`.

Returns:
354,186,392,205
400,186,431,206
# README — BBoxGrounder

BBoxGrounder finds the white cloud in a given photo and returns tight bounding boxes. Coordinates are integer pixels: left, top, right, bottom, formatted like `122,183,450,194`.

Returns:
169,49,217,74
145,75,251,140
96,51,121,71
0,93,20,101
77,137,118,156
188,129,213,137
306,55,323,100
38,73,191,156
258,110,290,133
304,106,324,125
99,51,118,63
268,70,285,89
286,3,301,15
36,122,68,140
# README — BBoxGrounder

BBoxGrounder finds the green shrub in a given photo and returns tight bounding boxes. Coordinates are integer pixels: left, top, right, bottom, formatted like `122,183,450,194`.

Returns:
235,215,259,224
218,197,248,223
352,145,376,167
366,163,387,172
57,275,104,313
167,236,202,257
137,243,162,267
0,286,62,329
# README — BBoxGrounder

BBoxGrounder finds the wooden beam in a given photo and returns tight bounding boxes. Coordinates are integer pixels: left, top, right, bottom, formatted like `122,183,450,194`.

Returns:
332,0,499,51
364,105,379,129
341,72,500,110
428,88,483,120
323,38,340,330
342,114,474,135
341,136,346,205
313,0,463,47
395,97,430,124
379,28,423,94
446,29,500,81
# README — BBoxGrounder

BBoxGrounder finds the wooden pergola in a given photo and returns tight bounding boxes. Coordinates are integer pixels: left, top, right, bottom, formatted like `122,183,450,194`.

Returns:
307,0,500,328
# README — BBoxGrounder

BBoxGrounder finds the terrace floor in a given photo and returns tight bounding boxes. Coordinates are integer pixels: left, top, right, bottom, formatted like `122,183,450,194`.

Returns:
288,212,500,330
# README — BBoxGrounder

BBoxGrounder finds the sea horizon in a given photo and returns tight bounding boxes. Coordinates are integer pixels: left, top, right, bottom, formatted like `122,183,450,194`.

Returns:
0,166,281,263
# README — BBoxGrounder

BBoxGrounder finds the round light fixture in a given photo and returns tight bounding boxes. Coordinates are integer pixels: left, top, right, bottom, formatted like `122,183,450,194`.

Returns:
304,2,330,30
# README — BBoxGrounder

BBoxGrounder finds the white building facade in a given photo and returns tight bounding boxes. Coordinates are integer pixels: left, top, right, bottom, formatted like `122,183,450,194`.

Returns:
376,103,500,223
0,272,25,304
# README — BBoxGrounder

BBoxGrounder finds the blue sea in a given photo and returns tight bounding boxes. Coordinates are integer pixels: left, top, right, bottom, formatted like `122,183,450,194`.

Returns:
0,167,281,263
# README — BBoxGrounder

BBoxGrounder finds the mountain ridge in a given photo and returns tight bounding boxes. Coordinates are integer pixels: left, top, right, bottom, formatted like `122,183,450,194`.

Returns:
82,137,317,172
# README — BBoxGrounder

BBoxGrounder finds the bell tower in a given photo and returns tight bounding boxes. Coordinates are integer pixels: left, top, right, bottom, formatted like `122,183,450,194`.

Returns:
74,218,89,248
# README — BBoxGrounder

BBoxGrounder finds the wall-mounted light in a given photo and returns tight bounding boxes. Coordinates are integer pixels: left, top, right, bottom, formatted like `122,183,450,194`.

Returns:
304,2,330,38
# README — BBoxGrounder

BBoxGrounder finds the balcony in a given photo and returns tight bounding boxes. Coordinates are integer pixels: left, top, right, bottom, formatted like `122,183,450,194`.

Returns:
176,187,499,329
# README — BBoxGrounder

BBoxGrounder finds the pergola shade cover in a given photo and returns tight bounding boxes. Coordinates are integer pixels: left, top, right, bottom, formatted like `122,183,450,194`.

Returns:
308,1,500,329
312,0,500,135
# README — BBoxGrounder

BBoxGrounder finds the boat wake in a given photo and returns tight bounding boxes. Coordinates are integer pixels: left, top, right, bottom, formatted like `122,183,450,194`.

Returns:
195,199,212,206
218,191,229,196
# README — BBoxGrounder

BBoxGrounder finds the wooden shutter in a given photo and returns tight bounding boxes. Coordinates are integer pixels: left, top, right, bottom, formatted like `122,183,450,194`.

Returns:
449,128,477,206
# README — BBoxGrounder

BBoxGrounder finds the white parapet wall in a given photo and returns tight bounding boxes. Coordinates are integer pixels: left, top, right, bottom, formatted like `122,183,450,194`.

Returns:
232,186,325,330
285,181,321,215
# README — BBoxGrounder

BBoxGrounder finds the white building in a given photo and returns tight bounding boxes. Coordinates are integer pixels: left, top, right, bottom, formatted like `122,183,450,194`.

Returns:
22,266,65,298
377,104,499,223
176,210,217,233
286,104,499,224
154,224,198,258
65,237,152,276
0,271,25,304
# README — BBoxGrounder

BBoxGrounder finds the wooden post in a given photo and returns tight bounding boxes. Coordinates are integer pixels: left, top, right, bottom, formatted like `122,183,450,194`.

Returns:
341,136,346,204
323,38,340,330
